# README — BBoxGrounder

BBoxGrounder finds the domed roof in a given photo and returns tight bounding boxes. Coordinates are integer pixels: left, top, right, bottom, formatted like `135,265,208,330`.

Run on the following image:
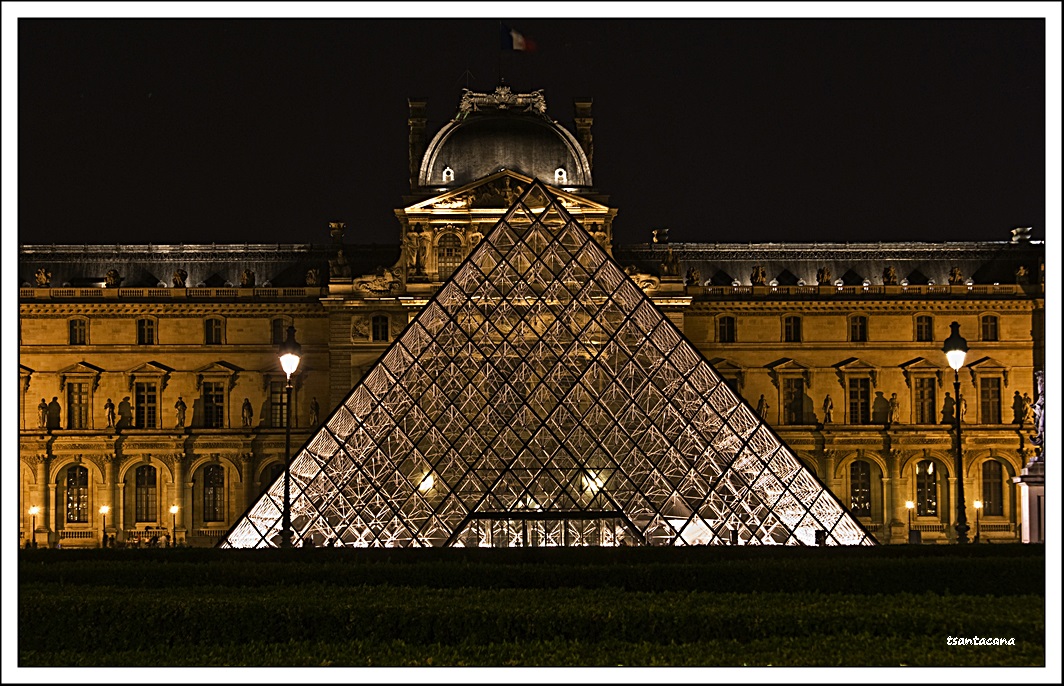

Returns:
418,86,592,189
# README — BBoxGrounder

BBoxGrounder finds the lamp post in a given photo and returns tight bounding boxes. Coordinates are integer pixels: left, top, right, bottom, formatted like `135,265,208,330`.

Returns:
905,500,915,541
170,505,179,547
99,505,110,547
942,321,970,544
278,325,302,548
973,500,982,543
29,506,40,548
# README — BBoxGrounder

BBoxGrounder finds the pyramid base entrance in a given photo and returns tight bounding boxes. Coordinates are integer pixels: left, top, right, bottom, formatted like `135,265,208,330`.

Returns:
452,511,638,548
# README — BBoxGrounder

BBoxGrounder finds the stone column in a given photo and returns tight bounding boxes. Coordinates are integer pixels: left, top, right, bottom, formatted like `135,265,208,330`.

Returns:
241,448,255,514
34,454,50,547
172,453,187,542
887,450,906,544
102,455,116,537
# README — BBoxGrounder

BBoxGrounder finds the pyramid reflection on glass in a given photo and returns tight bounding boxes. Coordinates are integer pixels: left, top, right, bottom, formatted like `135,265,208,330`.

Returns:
222,181,874,548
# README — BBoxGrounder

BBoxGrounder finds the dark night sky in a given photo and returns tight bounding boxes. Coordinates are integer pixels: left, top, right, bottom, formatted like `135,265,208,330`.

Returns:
13,15,1051,247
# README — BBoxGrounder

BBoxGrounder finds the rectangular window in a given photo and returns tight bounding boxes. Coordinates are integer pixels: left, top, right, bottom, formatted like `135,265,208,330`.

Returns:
784,317,802,343
718,317,736,343
203,381,225,428
270,381,288,428
979,377,1002,424
981,461,1004,517
66,467,89,523
783,377,805,425
916,316,934,342
850,316,868,342
272,319,285,345
69,319,87,345
203,465,225,522
205,319,223,345
914,377,937,424
847,378,871,424
849,461,872,518
134,382,158,429
981,316,999,341
137,319,156,345
372,315,389,342
67,382,90,429
916,461,937,516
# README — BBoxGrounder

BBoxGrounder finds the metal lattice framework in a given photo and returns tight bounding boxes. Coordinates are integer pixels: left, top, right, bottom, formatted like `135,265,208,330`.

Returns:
222,181,874,548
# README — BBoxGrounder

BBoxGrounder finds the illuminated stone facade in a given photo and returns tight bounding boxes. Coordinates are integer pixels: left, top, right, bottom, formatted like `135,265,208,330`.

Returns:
18,86,1044,547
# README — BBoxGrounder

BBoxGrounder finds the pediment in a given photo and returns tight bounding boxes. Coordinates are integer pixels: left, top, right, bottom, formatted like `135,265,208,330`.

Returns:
126,361,174,376
58,361,105,376
20,363,35,376
966,356,1011,387
834,357,878,387
899,357,942,371
404,170,609,213
194,360,242,375
767,358,811,372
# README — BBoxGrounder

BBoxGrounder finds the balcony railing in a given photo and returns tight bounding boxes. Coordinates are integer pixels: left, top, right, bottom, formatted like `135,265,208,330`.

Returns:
684,283,1038,299
20,286,325,300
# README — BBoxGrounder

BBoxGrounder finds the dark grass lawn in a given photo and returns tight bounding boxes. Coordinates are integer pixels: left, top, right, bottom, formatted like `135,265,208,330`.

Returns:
18,544,1045,667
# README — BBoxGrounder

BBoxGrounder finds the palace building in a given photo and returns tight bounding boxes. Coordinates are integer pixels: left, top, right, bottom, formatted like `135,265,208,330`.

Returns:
18,85,1045,548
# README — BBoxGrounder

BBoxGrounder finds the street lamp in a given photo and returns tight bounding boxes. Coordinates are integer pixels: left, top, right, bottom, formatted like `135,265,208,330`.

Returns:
278,325,302,548
973,500,982,543
170,505,180,547
942,321,970,544
29,506,40,548
99,505,110,547
905,500,915,541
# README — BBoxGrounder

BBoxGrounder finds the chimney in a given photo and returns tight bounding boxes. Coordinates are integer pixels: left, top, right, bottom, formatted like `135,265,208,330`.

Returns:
408,98,428,190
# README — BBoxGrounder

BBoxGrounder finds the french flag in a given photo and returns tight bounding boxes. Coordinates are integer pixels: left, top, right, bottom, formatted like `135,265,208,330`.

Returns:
501,23,537,52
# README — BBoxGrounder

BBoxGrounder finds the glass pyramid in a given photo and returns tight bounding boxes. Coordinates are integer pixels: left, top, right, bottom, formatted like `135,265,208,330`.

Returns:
222,181,875,548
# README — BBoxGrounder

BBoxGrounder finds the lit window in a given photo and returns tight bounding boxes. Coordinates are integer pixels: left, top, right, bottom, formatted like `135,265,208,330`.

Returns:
205,318,223,345
981,315,999,341
916,315,934,342
442,167,454,183
67,382,89,429
372,315,389,342
135,465,157,522
850,315,868,342
203,465,225,522
555,168,567,184
137,318,156,345
784,316,802,343
916,461,937,516
69,319,88,345
718,316,736,343
849,461,872,517
437,234,463,278
66,466,89,523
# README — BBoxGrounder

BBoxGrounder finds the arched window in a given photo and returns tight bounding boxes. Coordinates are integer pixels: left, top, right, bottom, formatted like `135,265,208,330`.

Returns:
137,318,156,345
849,460,872,517
135,465,157,522
204,318,224,345
718,316,736,343
915,315,934,342
437,234,463,278
915,460,937,516
784,316,802,343
981,460,1004,516
371,315,390,342
65,465,89,523
849,315,868,342
980,315,999,341
442,166,454,183
203,465,225,522
554,168,567,184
